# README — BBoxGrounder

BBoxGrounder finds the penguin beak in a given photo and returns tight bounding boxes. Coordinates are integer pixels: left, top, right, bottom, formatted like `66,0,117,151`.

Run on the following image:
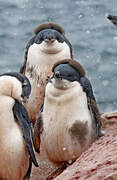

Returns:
23,96,28,104
54,71,62,79
21,96,28,104
44,39,55,43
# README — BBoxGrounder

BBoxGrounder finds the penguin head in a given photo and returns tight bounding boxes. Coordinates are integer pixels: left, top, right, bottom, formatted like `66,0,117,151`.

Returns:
0,72,31,103
34,29,64,44
26,22,72,56
107,14,117,28
51,59,85,89
34,29,66,53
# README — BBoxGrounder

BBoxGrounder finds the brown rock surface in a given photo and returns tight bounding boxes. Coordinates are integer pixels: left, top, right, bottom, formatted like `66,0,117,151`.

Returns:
30,149,58,180
30,111,117,180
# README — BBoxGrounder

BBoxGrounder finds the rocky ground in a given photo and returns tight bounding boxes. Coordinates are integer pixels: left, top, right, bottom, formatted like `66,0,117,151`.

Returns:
30,111,117,180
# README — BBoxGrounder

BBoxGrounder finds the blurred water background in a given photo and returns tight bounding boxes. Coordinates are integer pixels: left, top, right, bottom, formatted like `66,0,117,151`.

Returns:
0,0,117,113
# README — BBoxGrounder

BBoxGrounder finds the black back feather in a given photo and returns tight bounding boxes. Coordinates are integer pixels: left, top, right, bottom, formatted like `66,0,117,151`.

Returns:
80,76,101,139
13,100,38,167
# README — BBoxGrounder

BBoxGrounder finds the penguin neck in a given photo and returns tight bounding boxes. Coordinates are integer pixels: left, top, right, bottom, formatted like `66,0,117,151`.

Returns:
45,81,79,102
26,42,71,67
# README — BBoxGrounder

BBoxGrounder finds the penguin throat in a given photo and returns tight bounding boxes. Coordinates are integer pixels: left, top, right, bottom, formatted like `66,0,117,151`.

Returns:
39,41,64,54
52,78,72,90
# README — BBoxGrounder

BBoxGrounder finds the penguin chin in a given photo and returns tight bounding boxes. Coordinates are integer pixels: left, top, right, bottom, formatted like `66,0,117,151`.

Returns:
52,78,72,90
38,40,66,54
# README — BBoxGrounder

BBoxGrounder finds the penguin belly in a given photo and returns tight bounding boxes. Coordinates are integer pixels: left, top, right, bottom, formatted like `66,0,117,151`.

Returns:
41,83,94,165
0,98,29,180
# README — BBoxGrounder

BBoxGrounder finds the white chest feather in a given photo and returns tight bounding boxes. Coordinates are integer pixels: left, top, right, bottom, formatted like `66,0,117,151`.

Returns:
0,96,29,180
41,82,94,164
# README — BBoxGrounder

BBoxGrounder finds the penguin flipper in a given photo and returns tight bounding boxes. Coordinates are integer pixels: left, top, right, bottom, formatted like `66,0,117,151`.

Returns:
80,76,102,139
24,157,32,180
88,97,102,139
13,100,38,167
33,112,43,153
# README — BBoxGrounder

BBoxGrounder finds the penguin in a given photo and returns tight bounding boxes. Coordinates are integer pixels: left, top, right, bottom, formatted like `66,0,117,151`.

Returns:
20,22,73,123
0,72,38,180
107,14,117,28
33,59,102,167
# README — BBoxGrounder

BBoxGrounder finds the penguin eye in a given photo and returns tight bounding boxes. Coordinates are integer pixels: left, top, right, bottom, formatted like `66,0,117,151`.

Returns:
35,33,43,44
35,39,42,44
56,36,64,43
39,37,44,42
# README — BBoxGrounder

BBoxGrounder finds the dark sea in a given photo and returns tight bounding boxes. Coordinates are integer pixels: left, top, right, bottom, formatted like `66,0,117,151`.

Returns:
0,0,117,113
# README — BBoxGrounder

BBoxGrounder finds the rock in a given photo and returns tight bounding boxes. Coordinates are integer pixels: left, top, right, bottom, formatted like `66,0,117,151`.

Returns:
30,150,58,180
